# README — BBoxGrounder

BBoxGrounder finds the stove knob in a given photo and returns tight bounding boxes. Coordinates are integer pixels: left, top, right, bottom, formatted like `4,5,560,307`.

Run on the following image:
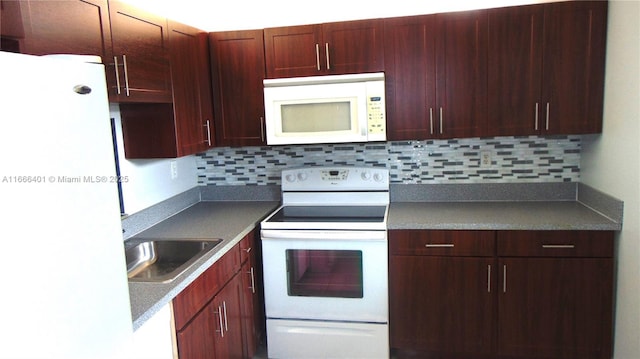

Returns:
373,173,384,182
361,171,372,181
285,174,296,183
297,172,308,181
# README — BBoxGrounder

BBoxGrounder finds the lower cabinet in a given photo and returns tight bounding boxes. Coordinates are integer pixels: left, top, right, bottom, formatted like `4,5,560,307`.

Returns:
389,229,614,359
173,231,263,359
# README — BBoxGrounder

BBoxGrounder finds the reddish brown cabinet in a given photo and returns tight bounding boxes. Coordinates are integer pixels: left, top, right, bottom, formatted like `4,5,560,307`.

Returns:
497,231,614,359
487,1,608,136
264,19,384,78
389,230,496,357
389,229,615,359
209,30,266,147
384,11,487,140
239,230,264,359
168,20,215,155
107,0,172,103
1,0,112,58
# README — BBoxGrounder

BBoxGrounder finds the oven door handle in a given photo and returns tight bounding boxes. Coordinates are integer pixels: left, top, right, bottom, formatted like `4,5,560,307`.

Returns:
261,229,387,241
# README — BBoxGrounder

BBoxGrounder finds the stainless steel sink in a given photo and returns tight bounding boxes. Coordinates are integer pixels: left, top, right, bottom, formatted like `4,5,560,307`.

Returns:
125,239,222,282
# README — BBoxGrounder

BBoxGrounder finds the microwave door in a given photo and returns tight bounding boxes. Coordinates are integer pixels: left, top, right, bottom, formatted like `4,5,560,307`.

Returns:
264,82,368,145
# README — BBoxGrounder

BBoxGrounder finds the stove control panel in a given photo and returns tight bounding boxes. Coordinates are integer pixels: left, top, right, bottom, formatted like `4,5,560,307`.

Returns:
281,166,389,191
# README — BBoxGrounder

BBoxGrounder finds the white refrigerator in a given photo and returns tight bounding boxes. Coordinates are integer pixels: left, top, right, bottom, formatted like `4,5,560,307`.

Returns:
0,51,133,358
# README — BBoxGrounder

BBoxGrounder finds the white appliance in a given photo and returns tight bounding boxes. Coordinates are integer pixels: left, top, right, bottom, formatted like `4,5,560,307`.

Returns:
263,73,387,145
0,51,132,359
261,167,390,359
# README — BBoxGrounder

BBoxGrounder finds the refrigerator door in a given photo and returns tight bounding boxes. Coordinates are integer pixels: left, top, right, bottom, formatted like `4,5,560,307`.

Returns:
0,51,132,358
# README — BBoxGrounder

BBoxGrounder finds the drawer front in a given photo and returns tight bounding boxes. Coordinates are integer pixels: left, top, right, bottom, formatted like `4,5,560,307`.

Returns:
389,230,496,256
498,230,614,257
173,243,241,331
239,230,256,264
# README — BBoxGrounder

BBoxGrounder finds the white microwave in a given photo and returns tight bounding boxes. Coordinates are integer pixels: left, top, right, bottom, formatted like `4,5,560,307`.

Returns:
263,72,386,145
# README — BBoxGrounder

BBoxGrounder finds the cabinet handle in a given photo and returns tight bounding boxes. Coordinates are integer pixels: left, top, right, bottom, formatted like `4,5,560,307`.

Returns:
204,120,212,146
122,54,130,97
248,267,256,294
534,102,539,131
214,306,224,337
439,107,443,135
425,243,454,248
542,244,575,249
222,301,229,332
260,117,265,142
325,43,331,70
503,264,507,293
113,56,121,95
487,264,491,293
315,44,321,71
545,102,550,131
429,108,434,135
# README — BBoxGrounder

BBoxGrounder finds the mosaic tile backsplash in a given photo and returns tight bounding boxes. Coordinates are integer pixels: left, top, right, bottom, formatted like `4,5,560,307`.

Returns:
196,135,581,185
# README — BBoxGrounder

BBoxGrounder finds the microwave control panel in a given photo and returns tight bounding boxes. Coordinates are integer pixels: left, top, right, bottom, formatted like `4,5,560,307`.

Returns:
366,81,386,141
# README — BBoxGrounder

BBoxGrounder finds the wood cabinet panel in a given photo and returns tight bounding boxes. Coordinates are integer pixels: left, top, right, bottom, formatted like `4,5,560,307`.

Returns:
264,19,384,78
212,273,245,359
169,20,214,156
17,0,112,59
384,11,487,140
498,230,614,257
541,0,607,135
176,301,217,359
108,0,172,103
498,257,614,358
488,1,608,136
390,254,495,355
390,230,495,256
209,30,266,146
173,243,241,331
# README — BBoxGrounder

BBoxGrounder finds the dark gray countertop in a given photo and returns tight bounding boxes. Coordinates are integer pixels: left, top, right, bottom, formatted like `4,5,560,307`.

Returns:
389,201,621,231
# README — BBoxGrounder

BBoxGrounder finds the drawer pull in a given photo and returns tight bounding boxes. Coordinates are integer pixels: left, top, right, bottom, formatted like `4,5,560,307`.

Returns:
425,243,454,248
487,265,491,293
542,244,575,249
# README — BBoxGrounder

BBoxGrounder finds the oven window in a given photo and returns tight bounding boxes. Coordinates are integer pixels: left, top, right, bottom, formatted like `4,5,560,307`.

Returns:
286,249,363,298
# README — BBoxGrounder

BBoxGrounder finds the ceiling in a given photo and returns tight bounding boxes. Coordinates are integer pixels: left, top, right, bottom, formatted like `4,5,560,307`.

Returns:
120,0,561,32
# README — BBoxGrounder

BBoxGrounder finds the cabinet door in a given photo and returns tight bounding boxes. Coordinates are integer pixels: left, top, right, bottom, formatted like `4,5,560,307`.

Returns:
213,274,244,359
435,10,488,138
108,0,172,103
16,0,112,59
264,24,322,78
487,4,543,136
390,255,495,355
169,21,214,156
176,301,217,359
239,231,264,358
209,30,266,146
384,15,436,140
541,1,607,134
498,258,614,359
321,19,384,75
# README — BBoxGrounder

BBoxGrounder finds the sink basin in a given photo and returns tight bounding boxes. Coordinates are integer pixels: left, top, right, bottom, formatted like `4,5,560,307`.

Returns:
125,239,222,282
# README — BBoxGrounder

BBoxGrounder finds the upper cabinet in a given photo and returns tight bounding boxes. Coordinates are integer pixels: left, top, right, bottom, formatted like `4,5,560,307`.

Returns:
107,0,172,103
209,30,266,147
264,19,384,78
487,1,608,136
384,11,488,140
2,0,112,58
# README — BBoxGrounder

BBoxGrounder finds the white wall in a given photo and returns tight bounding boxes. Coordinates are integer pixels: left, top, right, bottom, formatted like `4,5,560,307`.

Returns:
111,104,198,215
580,1,640,359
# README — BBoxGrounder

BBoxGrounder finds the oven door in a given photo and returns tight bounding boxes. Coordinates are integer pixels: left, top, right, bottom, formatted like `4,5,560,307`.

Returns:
261,229,388,323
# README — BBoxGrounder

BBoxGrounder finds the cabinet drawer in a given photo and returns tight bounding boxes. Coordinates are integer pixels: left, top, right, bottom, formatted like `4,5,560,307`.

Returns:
498,230,614,257
389,230,495,256
239,230,256,264
173,243,241,331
